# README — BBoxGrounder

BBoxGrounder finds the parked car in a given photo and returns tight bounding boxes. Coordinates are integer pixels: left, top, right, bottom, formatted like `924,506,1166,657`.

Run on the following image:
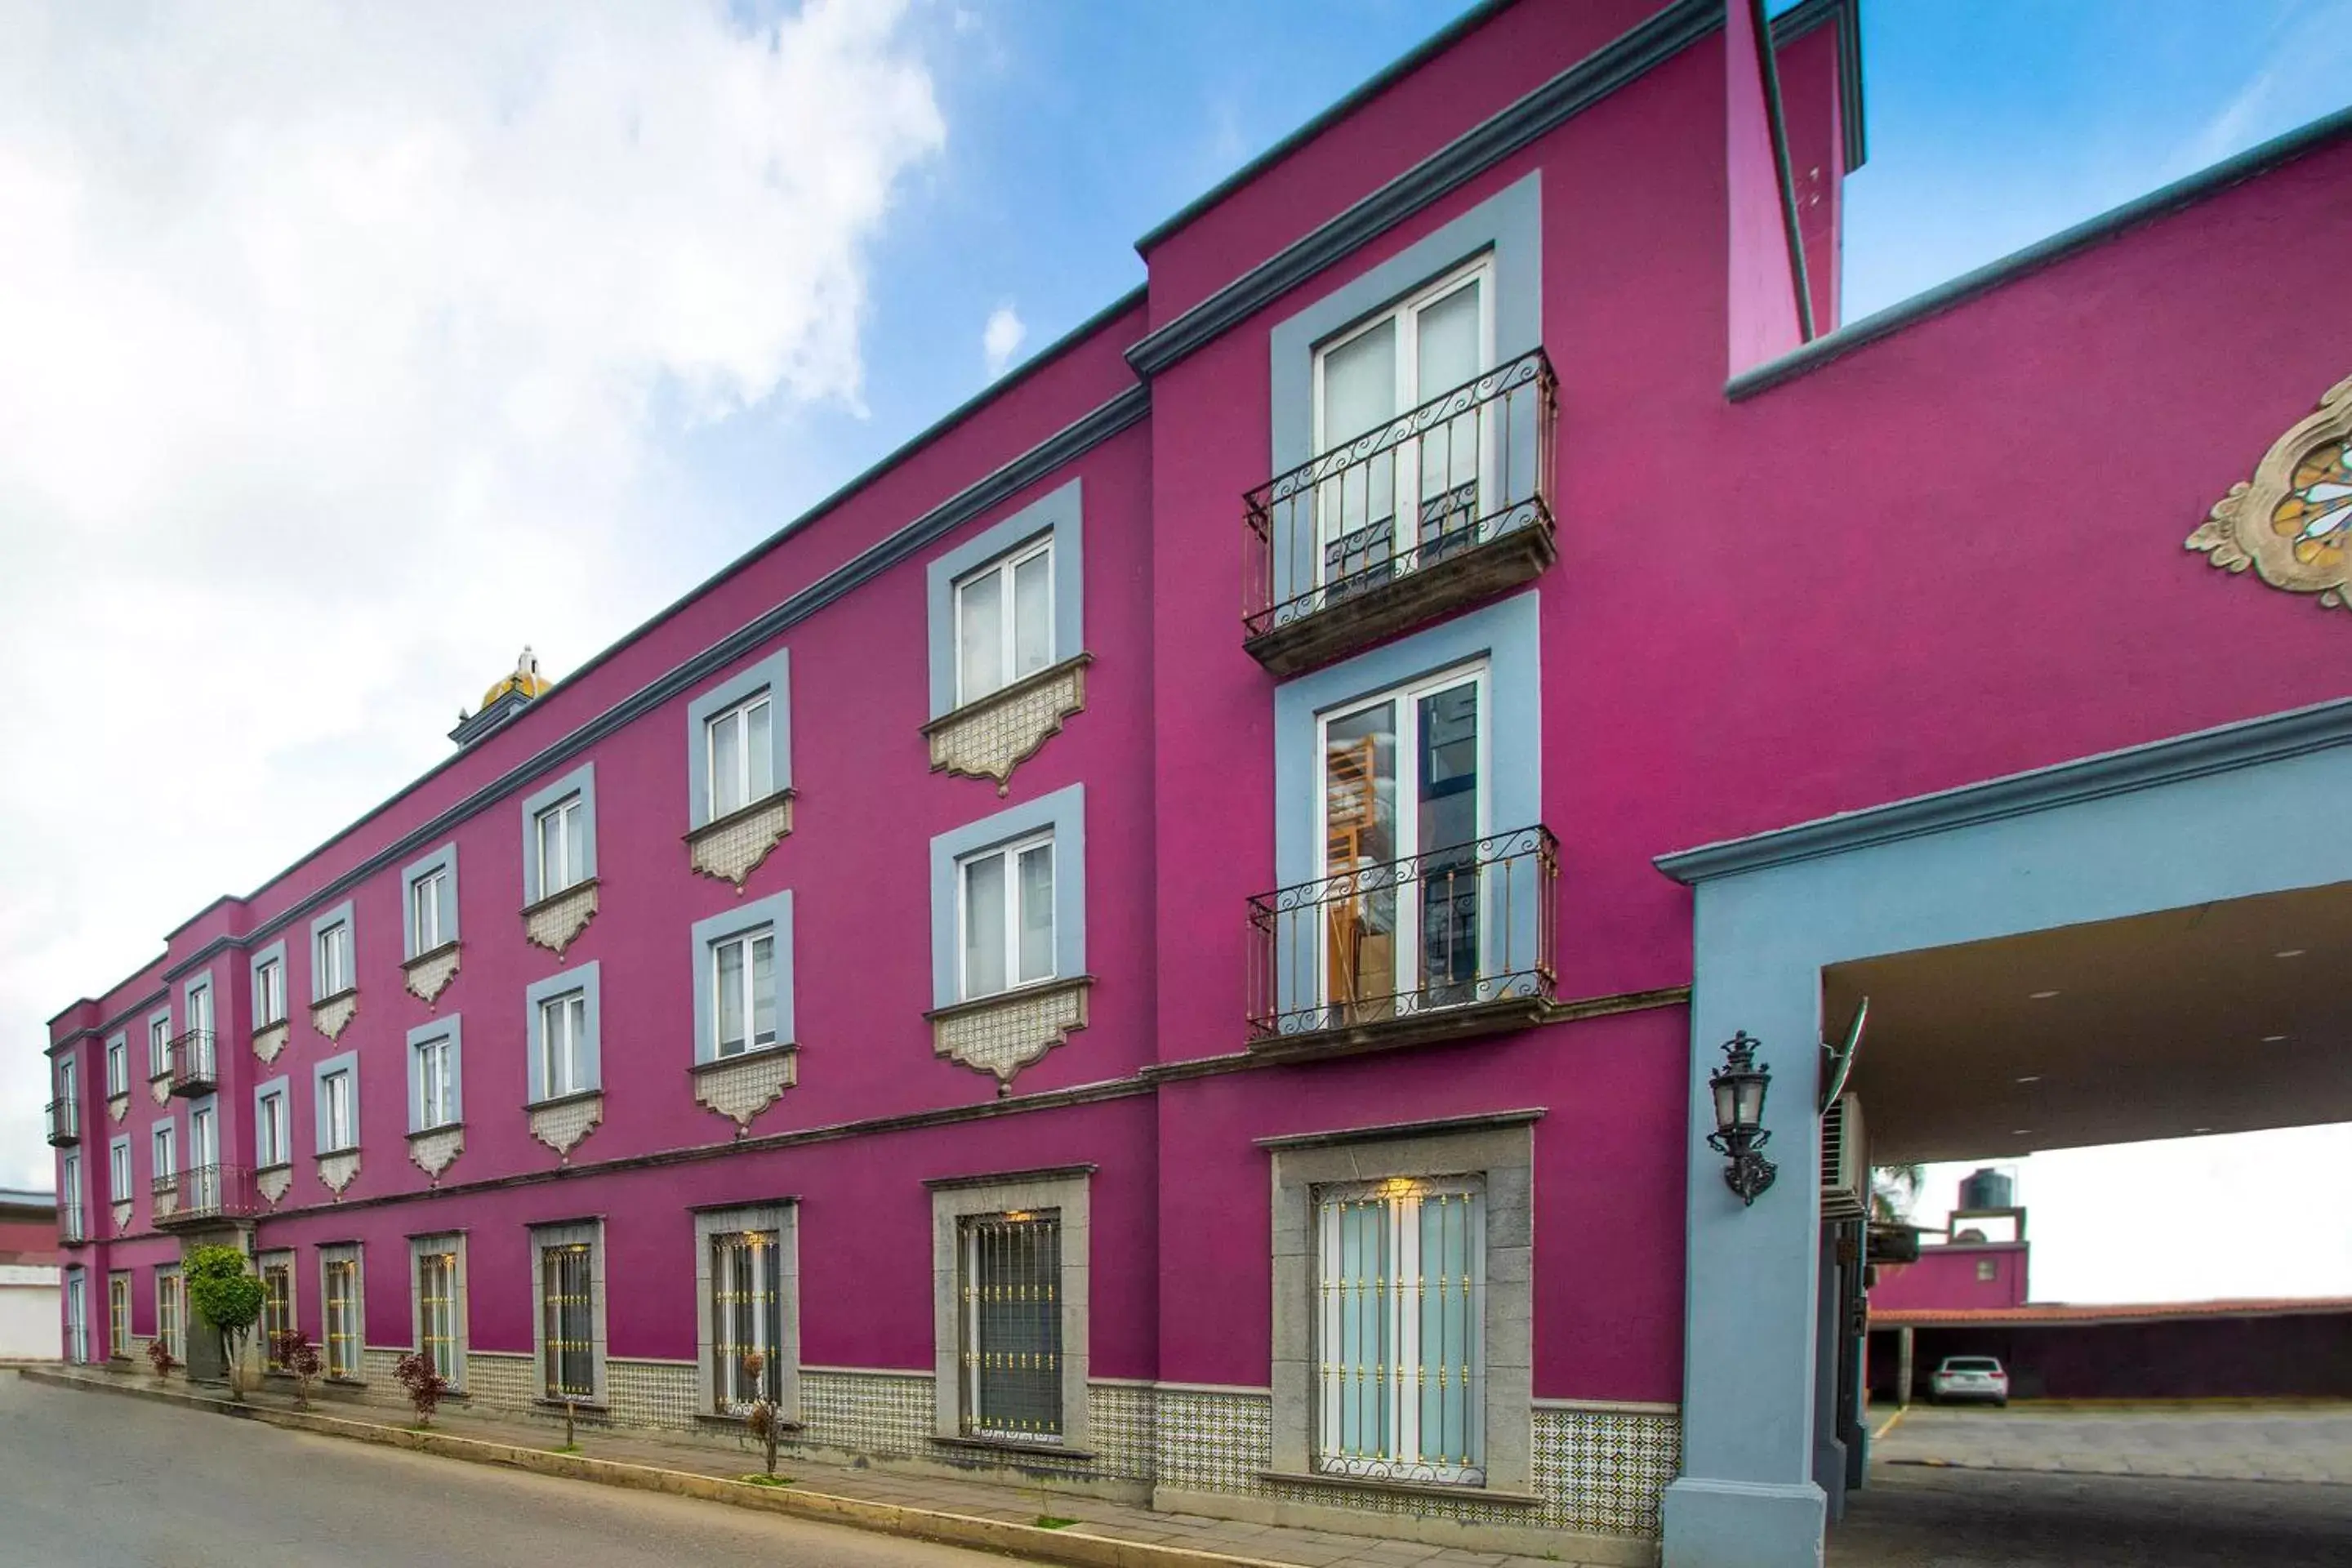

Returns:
1930,1355,2010,1406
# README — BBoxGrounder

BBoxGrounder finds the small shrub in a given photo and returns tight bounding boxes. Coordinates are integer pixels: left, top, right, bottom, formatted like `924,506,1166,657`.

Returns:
1034,1517,1078,1530
740,1350,786,1477
737,1473,796,1488
393,1352,450,1427
271,1331,323,1407
145,1339,176,1380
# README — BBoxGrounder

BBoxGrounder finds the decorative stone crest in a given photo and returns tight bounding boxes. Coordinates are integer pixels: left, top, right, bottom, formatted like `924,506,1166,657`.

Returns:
402,944,461,1006
523,881,600,958
408,1127,465,1181
149,1076,171,1108
690,1047,799,1132
107,1094,128,1125
111,1200,132,1233
318,1152,360,1196
687,794,795,890
152,1184,178,1220
256,1166,292,1206
929,977,1090,1094
923,655,1090,795
311,991,358,1042
2188,372,2352,613
529,1094,603,1160
252,1021,288,1065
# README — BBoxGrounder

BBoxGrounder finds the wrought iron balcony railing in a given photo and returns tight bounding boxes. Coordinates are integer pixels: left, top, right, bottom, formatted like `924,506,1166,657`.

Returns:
44,1097,79,1147
158,1162,258,1227
1244,348,1557,675
60,1203,86,1245
150,1172,178,1196
168,1030,218,1096
1247,825,1558,1051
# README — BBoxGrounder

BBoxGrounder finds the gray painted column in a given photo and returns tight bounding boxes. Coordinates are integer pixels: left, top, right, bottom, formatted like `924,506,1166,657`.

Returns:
1661,956,1826,1568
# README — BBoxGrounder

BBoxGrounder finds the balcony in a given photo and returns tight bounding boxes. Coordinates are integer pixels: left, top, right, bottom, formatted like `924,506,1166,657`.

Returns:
1247,825,1558,1058
156,1163,259,1229
44,1097,78,1147
1243,347,1557,676
59,1203,87,1247
168,1029,218,1097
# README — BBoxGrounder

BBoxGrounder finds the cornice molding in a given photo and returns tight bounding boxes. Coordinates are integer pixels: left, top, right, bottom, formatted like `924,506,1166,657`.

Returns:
1657,698,2352,885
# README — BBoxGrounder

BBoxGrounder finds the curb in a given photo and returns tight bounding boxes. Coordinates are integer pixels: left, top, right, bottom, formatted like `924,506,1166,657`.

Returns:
1876,1456,2348,1488
16,1367,1297,1568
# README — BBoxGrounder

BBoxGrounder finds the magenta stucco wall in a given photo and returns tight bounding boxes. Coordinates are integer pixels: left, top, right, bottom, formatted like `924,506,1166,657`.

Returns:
1870,1245,2029,1312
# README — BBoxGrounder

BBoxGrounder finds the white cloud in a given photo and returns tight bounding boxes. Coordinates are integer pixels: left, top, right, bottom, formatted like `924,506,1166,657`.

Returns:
0,0,944,1186
981,302,1026,376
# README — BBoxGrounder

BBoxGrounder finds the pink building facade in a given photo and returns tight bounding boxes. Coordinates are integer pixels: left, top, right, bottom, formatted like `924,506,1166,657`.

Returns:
41,4,2352,1565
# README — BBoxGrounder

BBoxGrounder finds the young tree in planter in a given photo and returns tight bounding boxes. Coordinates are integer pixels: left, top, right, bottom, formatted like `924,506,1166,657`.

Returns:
393,1352,451,1428
185,1244,266,1401
271,1330,323,1408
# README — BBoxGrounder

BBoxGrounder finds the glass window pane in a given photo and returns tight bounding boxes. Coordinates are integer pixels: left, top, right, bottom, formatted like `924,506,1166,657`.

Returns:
1017,844,1054,983
746,697,773,803
1321,318,1396,445
710,711,743,817
1414,278,1482,401
958,569,1004,702
751,933,776,1046
1012,550,1053,679
715,940,745,1054
962,853,1007,998
565,804,588,889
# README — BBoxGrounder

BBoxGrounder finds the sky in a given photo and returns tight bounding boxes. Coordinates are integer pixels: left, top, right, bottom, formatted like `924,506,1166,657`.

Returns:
2,0,2347,1301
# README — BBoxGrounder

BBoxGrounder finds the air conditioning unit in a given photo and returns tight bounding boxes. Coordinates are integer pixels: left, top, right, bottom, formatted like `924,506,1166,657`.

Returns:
1820,1094,1869,1221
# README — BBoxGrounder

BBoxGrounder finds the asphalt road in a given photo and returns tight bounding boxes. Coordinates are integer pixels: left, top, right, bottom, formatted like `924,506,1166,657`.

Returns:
0,1374,1034,1568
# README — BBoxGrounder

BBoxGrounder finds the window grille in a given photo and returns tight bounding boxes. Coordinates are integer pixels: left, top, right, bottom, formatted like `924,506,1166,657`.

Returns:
323,1258,361,1379
541,1243,596,1399
65,1275,87,1364
417,1251,458,1379
959,1211,1062,1440
709,1232,783,1413
157,1272,183,1362
261,1263,293,1368
1315,1177,1485,1485
109,1276,131,1358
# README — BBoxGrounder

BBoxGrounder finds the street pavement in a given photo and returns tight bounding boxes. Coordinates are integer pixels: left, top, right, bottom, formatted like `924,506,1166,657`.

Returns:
0,1374,1032,1568
1870,1402,2352,1484
1829,1463,2352,1567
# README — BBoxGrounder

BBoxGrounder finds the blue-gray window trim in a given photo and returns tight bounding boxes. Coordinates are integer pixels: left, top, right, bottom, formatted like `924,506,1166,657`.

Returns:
923,479,1085,719
104,1031,127,1096
150,1114,178,1178
181,969,215,1036
1267,172,1541,478
927,784,1087,1009
248,940,287,1027
309,901,356,1002
523,963,602,1103
252,1075,290,1167
1272,590,1541,893
145,1006,173,1078
405,1017,465,1132
519,762,598,903
399,843,461,959
688,891,796,1064
313,1051,359,1155
685,648,793,831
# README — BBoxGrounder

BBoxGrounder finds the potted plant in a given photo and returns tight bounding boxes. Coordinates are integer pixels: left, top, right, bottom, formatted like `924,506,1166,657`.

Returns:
394,1352,451,1428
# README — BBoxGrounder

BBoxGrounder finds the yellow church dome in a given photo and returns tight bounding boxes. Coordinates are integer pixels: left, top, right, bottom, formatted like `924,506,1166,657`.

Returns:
479,647,552,710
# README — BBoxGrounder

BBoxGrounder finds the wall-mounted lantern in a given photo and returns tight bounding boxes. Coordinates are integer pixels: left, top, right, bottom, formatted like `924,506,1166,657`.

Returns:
1707,1030,1777,1205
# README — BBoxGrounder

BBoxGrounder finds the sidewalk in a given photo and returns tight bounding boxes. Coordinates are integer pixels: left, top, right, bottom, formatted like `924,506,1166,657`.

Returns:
20,1365,1637,1568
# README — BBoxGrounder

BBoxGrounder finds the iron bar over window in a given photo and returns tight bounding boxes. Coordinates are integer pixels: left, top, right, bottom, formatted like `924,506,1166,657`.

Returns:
541,1243,596,1400
417,1250,458,1380
1316,1177,1486,1485
710,1231,783,1413
261,1261,293,1369
959,1211,1062,1441
323,1257,361,1379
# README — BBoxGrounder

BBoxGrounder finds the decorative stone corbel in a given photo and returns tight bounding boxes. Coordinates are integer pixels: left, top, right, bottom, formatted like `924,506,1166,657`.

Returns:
408,1127,465,1181
402,943,461,1006
256,1166,292,1206
689,1046,799,1133
523,881,600,958
252,1021,289,1065
927,977,1091,1094
310,990,359,1043
922,655,1090,795
318,1152,360,1196
686,793,795,891
107,1094,128,1125
528,1093,603,1161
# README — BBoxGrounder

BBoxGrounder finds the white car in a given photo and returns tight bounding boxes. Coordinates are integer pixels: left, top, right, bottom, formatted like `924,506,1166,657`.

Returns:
1930,1355,2010,1406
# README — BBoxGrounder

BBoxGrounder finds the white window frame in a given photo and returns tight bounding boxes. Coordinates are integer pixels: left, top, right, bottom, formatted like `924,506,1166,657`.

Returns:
1312,659,1493,1009
151,1124,176,1184
955,829,1056,1001
256,1089,287,1168
951,535,1056,708
155,1267,182,1361
109,1140,130,1201
105,1038,126,1098
1309,257,1497,583
535,794,586,899
709,926,778,1060
321,1069,354,1152
255,958,285,1028
321,1249,363,1381
148,1017,171,1080
538,992,590,1100
315,920,353,999
410,867,448,956
60,1154,82,1240
416,1034,457,1129
704,690,776,821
